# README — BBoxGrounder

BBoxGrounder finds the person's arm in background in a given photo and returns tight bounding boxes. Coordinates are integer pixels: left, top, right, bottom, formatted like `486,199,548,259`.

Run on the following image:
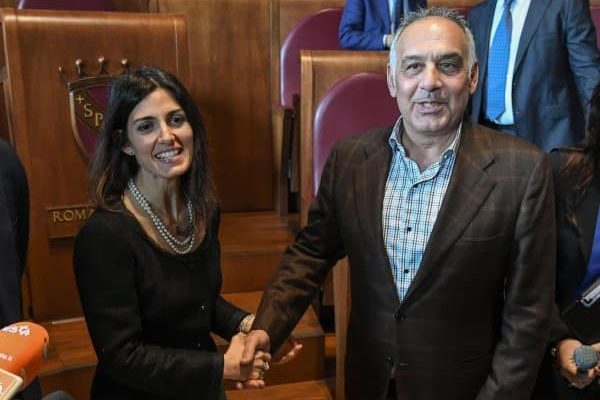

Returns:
339,0,388,50
565,0,600,120
0,139,28,326
548,150,600,389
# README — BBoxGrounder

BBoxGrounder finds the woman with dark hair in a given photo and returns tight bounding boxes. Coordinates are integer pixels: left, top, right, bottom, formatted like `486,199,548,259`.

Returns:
74,67,270,399
533,84,600,399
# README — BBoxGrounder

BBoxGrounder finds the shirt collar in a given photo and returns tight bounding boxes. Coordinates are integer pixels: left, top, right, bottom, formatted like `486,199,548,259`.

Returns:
388,117,462,162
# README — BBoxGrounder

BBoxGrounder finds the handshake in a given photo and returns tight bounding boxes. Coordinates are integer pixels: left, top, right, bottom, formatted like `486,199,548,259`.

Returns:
222,329,303,390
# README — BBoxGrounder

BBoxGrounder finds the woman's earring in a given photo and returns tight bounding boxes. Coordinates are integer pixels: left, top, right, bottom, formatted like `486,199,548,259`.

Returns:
123,147,134,156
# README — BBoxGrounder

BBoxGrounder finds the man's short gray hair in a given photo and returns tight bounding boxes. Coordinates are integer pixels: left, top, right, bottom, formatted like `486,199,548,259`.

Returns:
389,7,477,75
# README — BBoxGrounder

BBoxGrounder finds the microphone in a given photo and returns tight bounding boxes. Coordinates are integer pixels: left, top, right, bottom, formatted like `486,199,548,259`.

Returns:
42,391,75,400
0,322,49,399
573,345,599,373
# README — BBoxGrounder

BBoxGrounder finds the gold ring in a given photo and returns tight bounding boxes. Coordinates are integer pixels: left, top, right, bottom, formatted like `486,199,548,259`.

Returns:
263,361,270,371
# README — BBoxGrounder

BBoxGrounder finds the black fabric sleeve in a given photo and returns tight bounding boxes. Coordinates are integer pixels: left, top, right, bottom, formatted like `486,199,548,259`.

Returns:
74,213,224,399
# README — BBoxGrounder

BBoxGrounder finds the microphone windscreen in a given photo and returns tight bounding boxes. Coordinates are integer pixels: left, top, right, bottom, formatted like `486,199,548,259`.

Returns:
0,322,49,388
41,390,75,400
573,345,599,372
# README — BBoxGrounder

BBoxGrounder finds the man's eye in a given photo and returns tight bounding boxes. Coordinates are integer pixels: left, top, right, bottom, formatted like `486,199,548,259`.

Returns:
439,62,460,73
403,63,423,74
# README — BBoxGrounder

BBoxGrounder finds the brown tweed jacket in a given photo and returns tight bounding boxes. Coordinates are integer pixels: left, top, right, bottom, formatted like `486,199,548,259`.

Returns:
253,120,556,400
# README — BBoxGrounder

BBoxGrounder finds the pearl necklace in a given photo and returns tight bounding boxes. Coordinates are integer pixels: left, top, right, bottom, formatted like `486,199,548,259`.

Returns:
127,179,195,254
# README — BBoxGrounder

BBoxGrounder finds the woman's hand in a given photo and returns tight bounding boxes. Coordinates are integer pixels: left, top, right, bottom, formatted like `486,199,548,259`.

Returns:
555,338,598,389
223,333,271,383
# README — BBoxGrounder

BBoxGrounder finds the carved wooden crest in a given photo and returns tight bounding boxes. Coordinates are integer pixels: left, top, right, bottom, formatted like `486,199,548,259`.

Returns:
60,57,129,158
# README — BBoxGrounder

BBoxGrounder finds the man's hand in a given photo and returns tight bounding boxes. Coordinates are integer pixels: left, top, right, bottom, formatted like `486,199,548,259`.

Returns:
223,333,270,384
272,335,303,364
556,338,598,389
236,330,271,389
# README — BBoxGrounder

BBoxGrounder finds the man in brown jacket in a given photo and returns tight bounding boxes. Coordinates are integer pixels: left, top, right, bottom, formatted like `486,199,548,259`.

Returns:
243,7,555,399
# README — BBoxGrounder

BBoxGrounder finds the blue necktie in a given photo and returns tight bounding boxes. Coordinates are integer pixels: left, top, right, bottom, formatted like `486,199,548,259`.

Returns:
578,206,600,294
485,0,514,121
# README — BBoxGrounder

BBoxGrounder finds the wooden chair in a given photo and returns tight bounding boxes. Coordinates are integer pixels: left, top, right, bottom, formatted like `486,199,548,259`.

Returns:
278,8,343,214
299,50,389,225
591,5,600,47
298,50,391,399
18,0,116,10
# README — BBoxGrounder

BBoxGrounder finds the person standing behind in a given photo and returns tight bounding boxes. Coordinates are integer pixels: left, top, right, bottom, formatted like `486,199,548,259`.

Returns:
243,8,556,399
468,0,600,151
339,0,426,50
532,83,600,400
0,139,41,400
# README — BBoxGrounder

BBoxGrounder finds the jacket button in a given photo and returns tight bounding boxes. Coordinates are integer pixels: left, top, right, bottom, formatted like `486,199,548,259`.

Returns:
200,304,207,312
385,355,394,364
395,310,406,320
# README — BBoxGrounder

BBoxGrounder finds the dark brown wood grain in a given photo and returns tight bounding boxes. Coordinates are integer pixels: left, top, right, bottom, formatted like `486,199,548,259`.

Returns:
0,8,189,321
156,0,275,212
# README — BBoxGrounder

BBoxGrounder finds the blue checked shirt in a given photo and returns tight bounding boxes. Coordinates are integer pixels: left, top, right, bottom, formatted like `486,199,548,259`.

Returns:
383,119,461,302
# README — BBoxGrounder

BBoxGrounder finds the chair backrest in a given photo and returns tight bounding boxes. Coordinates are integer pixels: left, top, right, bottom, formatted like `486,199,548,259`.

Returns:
312,71,398,193
18,0,116,10
280,8,343,108
591,6,600,47
0,7,188,321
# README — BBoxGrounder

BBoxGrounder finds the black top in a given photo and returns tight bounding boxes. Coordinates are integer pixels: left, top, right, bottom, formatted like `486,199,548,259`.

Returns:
532,148,600,400
0,138,29,328
74,206,247,400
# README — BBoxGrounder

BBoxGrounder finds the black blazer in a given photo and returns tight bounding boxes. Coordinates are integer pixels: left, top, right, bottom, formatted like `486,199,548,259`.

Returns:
74,207,247,400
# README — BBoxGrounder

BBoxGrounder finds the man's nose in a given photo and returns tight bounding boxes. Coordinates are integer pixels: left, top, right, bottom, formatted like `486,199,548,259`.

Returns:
420,64,442,91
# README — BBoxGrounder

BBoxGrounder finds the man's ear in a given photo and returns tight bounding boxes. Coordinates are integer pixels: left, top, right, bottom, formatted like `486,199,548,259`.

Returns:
468,62,479,95
387,64,397,98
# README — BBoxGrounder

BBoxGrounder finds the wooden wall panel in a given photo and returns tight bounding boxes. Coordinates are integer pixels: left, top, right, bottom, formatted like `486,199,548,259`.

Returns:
156,0,274,211
0,9,189,321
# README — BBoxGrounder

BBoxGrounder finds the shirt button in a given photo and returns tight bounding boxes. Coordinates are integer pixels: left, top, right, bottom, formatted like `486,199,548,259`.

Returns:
403,269,409,274
406,227,412,232
395,310,406,320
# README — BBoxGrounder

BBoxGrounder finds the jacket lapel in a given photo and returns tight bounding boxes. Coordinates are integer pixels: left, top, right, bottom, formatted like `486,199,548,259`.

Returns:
513,0,550,73
403,122,496,303
353,128,396,286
